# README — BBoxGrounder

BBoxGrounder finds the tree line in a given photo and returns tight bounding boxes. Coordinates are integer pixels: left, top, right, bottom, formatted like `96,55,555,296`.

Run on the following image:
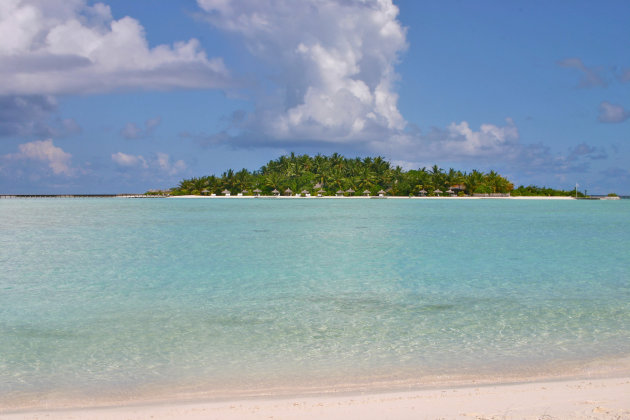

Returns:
161,153,581,197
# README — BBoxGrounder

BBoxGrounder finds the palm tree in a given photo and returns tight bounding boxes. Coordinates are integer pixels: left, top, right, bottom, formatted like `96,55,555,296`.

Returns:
464,170,484,195
264,172,284,192
234,168,251,192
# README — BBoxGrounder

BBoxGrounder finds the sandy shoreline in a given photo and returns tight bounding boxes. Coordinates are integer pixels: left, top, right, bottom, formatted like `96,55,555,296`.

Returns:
3,376,629,419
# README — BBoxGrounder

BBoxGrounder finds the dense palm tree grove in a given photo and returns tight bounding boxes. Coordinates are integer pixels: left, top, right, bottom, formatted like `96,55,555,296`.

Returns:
166,153,521,196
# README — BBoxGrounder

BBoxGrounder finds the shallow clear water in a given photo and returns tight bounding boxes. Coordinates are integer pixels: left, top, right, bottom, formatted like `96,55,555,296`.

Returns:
1,198,629,405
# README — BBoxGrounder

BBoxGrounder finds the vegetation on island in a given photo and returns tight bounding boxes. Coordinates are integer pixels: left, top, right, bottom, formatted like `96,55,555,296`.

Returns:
155,153,587,197
510,185,585,197
161,153,515,196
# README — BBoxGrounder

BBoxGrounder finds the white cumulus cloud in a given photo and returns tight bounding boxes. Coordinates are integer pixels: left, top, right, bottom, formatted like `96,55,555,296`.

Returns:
5,138,74,175
371,118,520,162
111,151,147,168
112,151,186,175
598,101,630,123
0,0,231,95
198,0,407,143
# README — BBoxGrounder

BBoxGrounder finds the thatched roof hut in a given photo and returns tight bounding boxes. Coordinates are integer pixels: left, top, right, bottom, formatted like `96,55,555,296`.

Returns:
336,190,344,196
272,189,280,196
222,189,231,196
363,189,371,196
284,188,293,195
378,189,386,196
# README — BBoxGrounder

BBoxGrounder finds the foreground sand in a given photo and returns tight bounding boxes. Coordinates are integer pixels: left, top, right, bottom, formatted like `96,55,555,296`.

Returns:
4,377,629,420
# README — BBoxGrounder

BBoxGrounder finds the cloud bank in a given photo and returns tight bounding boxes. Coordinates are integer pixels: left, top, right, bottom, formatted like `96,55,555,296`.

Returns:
198,0,407,144
0,0,231,95
196,0,562,172
0,95,81,138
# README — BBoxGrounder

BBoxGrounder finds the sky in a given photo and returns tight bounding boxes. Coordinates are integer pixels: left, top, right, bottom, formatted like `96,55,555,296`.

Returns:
0,0,628,194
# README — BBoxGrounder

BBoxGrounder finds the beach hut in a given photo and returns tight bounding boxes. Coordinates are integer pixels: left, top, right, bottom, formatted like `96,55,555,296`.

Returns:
201,189,209,196
363,189,371,197
301,189,310,197
434,189,442,196
222,189,231,197
378,189,386,197
446,188,455,196
317,189,325,197
346,188,355,196
253,188,262,197
272,189,280,197
336,190,344,197
238,189,248,196
284,188,293,196
418,189,427,196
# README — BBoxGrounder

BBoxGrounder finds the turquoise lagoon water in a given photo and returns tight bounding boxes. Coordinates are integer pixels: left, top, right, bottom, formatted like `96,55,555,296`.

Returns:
1,198,629,406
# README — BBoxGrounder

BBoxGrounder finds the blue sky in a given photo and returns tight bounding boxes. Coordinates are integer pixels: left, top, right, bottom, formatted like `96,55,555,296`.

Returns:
1,0,628,194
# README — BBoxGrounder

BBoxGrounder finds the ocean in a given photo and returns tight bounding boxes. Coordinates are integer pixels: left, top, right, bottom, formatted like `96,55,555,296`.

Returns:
1,197,629,408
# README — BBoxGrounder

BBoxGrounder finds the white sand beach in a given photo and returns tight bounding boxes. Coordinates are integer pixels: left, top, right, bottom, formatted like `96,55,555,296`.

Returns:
3,376,629,419
173,194,576,199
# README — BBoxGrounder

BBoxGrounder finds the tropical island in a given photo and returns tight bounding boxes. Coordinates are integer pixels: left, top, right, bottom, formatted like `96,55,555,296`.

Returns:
156,153,587,197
